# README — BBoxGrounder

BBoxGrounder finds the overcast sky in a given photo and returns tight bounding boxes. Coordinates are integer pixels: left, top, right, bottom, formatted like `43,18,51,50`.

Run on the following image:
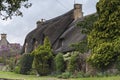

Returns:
0,0,98,45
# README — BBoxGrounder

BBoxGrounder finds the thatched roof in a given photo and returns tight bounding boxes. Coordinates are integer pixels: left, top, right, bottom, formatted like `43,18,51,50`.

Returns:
21,9,90,54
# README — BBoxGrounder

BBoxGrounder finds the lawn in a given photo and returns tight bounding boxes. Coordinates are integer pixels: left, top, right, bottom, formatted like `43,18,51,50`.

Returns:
0,71,57,80
0,71,120,80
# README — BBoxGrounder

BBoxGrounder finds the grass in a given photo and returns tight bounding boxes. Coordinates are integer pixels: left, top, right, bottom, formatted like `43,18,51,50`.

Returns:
71,76,120,80
0,71,58,80
0,71,120,80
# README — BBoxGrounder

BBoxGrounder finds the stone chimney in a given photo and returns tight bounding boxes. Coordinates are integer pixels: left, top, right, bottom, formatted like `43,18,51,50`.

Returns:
1,33,7,39
36,19,45,28
74,4,83,20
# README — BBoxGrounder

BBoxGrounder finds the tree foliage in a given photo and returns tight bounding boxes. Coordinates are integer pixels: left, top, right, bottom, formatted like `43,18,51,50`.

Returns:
115,52,120,72
0,0,31,20
68,52,80,73
55,53,65,74
87,0,120,70
19,53,33,74
77,13,98,34
32,37,53,76
71,14,98,54
71,40,88,54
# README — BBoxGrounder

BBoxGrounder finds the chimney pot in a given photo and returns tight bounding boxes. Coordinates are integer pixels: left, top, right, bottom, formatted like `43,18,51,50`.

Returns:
36,19,45,28
74,4,83,20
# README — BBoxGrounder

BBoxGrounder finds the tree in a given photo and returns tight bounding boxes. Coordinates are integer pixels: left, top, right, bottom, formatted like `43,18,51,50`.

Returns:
0,0,31,20
77,13,98,35
55,53,65,74
115,48,120,72
71,40,88,54
19,53,33,74
32,37,53,76
87,0,120,70
68,52,80,73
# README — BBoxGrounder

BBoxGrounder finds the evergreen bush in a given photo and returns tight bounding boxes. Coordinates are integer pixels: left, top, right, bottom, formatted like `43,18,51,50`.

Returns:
87,0,120,70
57,71,72,79
68,52,80,73
6,58,16,71
19,53,33,74
14,66,20,74
55,53,65,74
32,37,53,76
0,57,3,63
115,56,120,72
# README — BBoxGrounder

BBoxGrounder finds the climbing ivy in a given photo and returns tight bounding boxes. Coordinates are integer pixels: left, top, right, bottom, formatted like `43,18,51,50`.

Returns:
87,0,120,70
77,13,98,34
72,13,98,54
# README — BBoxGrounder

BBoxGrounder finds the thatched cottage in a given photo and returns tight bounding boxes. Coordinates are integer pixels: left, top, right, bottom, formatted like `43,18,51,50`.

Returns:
21,3,118,74
21,4,87,54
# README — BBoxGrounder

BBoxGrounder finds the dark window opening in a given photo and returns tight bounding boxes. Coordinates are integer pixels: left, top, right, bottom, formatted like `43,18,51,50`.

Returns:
41,34,45,45
57,38,64,48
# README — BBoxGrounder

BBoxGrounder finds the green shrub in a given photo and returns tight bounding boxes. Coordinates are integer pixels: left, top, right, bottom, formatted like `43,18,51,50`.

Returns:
19,53,33,74
55,53,65,74
14,66,20,74
0,57,3,63
29,69,36,75
95,71,113,77
32,37,53,76
84,73,91,77
6,58,16,71
116,56,120,72
71,40,89,54
87,0,120,70
96,72,104,77
75,72,84,78
69,71,85,78
57,71,72,79
68,52,80,73
32,57,50,75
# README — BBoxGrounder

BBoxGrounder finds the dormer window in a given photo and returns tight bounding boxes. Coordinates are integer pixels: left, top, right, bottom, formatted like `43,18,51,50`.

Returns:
58,38,64,48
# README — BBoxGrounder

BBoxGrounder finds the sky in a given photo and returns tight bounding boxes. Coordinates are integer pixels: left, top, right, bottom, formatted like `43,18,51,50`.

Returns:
0,0,98,45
